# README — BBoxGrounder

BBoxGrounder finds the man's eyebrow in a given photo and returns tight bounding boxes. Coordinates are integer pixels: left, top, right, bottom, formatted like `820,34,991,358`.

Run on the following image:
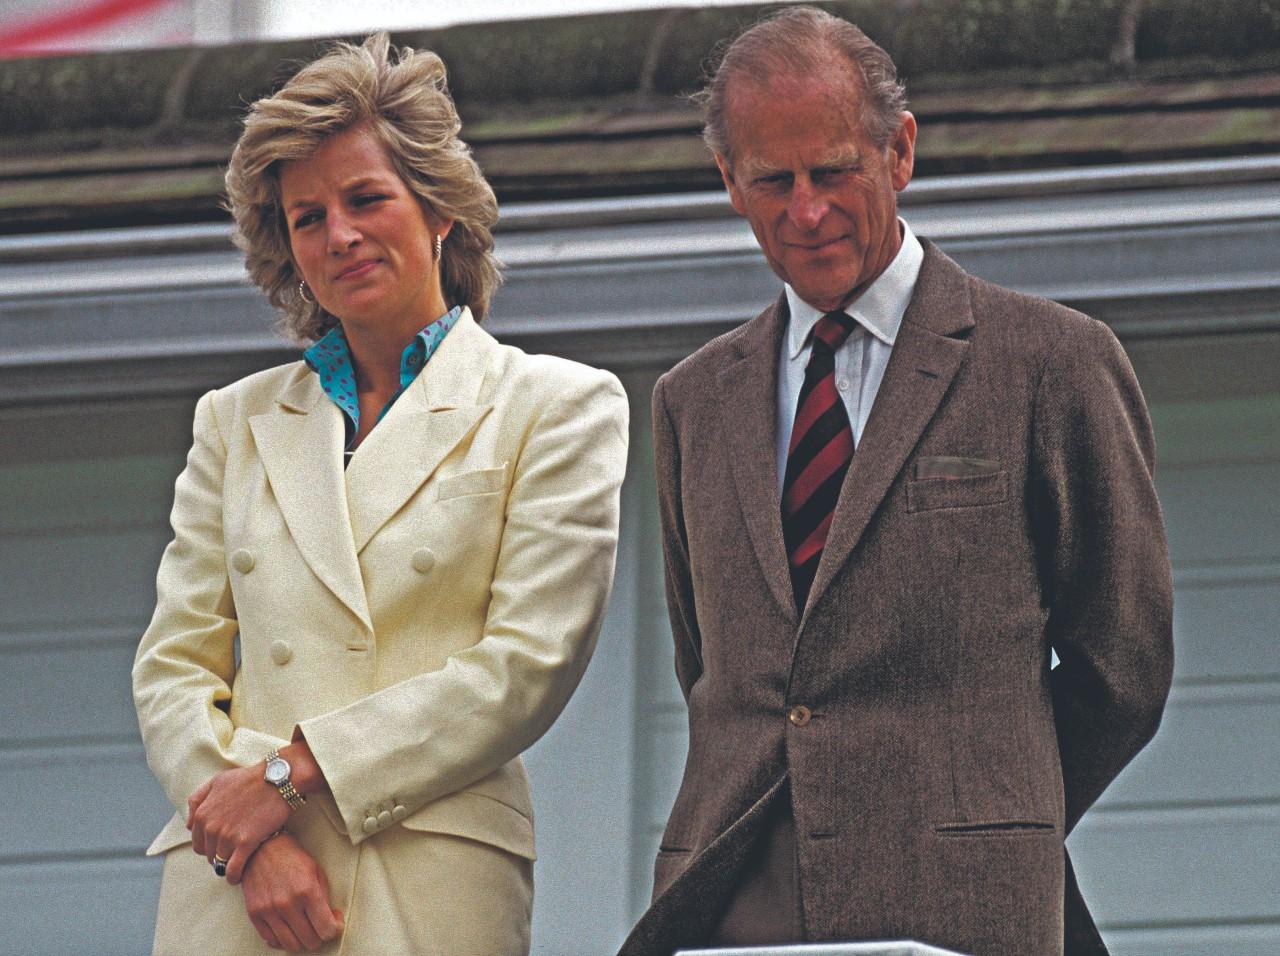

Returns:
814,148,862,167
739,160,789,180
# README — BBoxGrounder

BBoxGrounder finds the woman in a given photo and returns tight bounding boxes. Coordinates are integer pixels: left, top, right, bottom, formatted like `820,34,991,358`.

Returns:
133,34,628,955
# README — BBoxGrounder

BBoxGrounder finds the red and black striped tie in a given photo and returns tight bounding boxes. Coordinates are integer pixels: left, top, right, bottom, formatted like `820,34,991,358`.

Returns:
782,311,858,610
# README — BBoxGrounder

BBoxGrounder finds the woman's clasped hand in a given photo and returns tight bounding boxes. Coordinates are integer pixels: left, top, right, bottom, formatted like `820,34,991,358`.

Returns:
187,761,292,885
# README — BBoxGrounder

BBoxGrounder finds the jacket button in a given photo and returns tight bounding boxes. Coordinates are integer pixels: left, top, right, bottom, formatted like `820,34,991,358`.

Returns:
788,705,811,727
411,548,436,574
231,549,255,574
269,640,292,665
392,804,408,821
362,816,379,834
377,810,393,828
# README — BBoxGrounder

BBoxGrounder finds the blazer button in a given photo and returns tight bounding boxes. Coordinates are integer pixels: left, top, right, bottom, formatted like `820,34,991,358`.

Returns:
362,816,379,834
231,549,255,574
377,809,393,828
269,640,292,666
392,804,408,821
788,705,812,727
411,548,436,574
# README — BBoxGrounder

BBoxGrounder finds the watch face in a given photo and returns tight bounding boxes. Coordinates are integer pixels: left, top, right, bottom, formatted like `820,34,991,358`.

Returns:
265,757,290,786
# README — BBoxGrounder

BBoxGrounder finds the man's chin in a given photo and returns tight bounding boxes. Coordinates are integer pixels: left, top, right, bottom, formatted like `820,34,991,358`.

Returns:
792,283,859,313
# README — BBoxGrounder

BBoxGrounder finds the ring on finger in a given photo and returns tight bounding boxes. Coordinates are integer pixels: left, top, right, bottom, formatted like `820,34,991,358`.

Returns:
212,854,228,877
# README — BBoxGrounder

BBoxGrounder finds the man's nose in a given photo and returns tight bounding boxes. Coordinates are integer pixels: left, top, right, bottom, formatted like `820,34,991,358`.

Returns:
787,181,828,232
326,211,361,253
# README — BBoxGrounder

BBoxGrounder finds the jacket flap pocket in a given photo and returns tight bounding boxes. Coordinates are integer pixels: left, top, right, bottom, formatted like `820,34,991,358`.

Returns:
907,469,1009,512
914,456,1001,480
399,790,535,861
435,463,509,501
146,812,192,857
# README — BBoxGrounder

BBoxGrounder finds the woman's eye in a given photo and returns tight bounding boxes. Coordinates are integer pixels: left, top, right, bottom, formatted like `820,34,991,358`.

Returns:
354,194,386,207
293,211,321,229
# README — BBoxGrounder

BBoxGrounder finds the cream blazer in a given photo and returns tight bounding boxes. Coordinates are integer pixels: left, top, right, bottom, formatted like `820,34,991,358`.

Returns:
133,310,628,953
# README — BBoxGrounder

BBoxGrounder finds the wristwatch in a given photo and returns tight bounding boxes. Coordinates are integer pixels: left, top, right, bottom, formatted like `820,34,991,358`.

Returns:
264,749,306,811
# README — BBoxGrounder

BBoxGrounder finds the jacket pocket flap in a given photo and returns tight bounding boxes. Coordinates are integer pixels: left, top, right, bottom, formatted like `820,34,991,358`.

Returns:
907,469,1009,512
399,790,535,861
146,812,192,857
436,464,509,501
914,456,1002,480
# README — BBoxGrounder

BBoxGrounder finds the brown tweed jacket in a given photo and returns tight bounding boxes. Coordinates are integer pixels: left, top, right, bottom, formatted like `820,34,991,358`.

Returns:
620,240,1174,956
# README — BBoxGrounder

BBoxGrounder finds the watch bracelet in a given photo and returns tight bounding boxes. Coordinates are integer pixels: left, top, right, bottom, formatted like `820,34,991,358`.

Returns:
279,780,306,810
265,748,306,811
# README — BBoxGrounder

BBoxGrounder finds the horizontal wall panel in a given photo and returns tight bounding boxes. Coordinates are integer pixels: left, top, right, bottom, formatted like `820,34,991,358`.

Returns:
1148,394,1280,466
1098,684,1280,807
1172,572,1280,683
1157,462,1280,567
0,745,173,859
0,455,181,533
0,528,170,627
0,857,161,956
1106,922,1280,956
1069,804,1280,925
0,636,141,743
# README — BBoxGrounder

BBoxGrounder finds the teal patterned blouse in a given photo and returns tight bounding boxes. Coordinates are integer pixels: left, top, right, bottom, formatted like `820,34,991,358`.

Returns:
303,305,462,452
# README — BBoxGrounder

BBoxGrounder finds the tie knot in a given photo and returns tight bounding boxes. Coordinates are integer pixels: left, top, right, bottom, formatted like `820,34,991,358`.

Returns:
812,311,857,353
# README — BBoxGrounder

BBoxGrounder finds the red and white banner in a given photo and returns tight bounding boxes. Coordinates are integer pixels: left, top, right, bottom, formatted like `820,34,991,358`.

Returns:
0,0,193,58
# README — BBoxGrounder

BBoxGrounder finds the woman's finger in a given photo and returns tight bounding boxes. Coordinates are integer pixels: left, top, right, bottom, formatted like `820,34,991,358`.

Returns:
250,915,282,950
265,914,303,953
189,818,206,857
281,902,323,951
224,842,252,886
304,889,343,943
186,778,212,822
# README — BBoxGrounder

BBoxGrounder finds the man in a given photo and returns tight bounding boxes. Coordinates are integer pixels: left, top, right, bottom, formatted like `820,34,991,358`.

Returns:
619,7,1173,956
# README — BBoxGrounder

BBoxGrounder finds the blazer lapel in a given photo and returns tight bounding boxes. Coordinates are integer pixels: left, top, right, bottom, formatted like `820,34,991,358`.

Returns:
344,309,494,554
717,297,797,625
803,243,975,623
249,370,373,634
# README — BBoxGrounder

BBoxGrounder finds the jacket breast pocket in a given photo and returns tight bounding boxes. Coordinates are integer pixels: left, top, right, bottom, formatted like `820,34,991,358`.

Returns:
907,469,1009,513
436,463,509,501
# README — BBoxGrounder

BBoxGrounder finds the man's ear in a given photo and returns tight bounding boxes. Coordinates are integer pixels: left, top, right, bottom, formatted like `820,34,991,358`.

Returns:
715,153,747,216
888,112,917,193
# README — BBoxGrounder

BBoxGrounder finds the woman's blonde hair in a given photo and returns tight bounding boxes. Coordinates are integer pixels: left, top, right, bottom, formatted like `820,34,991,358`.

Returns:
225,33,501,342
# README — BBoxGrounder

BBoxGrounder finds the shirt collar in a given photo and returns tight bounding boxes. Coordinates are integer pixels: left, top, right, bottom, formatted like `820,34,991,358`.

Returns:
303,304,462,437
784,218,924,360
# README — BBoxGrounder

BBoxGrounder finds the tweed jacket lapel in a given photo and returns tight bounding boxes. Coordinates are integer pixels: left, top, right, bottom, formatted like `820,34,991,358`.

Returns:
802,242,975,623
250,370,373,633
344,308,494,554
716,296,798,624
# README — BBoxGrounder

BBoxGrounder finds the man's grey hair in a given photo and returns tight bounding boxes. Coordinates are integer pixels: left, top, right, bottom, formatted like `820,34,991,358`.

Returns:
696,5,908,166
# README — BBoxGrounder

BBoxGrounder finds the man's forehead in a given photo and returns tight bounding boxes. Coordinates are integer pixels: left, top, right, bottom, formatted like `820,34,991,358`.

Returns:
724,69,864,134
726,56,864,107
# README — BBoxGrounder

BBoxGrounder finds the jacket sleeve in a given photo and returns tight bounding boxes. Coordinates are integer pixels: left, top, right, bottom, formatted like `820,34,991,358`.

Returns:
132,391,286,818
299,367,629,844
1031,317,1175,832
652,375,704,700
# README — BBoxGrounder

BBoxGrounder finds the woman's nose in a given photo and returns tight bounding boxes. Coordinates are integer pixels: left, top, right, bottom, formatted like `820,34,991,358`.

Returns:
326,211,361,253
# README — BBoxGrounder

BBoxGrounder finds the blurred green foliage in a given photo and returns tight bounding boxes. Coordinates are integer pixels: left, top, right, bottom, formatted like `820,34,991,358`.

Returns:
0,0,1276,137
